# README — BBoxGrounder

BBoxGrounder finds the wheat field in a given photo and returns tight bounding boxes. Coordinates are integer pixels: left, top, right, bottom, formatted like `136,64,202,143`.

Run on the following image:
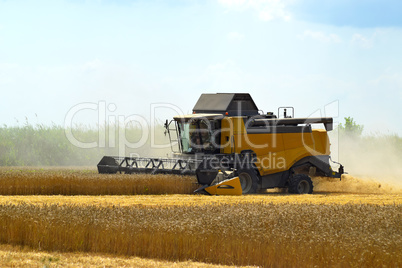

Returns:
0,167,401,267
0,244,239,268
0,200,400,267
1,167,400,196
0,167,198,195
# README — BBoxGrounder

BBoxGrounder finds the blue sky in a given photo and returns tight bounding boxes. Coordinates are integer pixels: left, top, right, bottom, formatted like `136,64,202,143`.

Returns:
1,0,401,134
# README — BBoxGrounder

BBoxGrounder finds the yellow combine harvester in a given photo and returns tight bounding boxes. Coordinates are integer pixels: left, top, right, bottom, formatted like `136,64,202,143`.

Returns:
98,93,344,195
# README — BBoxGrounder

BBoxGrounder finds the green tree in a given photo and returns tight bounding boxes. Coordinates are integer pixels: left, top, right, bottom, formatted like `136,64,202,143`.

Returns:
339,117,364,136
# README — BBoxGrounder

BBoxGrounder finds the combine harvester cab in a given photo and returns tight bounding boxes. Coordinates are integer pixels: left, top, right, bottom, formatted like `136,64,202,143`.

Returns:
98,93,344,195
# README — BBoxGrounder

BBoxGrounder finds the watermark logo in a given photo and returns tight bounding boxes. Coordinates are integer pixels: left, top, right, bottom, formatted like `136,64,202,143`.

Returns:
64,101,185,156
64,100,340,169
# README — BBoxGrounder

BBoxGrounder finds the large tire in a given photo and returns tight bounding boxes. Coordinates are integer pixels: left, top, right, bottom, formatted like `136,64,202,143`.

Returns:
237,169,259,194
288,174,313,194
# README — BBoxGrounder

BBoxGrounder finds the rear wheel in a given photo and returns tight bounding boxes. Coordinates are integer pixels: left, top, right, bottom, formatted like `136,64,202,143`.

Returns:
238,169,259,194
288,174,313,194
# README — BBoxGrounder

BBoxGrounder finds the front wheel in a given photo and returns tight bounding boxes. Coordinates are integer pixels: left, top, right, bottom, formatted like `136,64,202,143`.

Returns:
288,174,313,194
237,169,259,194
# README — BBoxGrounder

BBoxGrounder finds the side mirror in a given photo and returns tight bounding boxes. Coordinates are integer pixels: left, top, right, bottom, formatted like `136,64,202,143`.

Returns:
164,120,169,136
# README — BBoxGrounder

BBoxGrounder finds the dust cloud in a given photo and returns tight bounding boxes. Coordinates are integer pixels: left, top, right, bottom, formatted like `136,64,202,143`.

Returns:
321,132,402,194
313,175,401,194
119,125,172,159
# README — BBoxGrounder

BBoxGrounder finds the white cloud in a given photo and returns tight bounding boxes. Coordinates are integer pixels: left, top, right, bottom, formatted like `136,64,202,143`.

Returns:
351,30,386,49
219,0,246,5
81,59,102,73
351,33,372,49
227,31,245,40
300,30,342,43
218,0,292,21
369,72,402,91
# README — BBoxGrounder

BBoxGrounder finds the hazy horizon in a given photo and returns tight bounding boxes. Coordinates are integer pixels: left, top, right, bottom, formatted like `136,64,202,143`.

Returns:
1,0,401,135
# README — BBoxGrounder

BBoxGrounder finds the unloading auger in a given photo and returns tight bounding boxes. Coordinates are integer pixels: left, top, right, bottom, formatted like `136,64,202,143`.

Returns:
97,93,344,195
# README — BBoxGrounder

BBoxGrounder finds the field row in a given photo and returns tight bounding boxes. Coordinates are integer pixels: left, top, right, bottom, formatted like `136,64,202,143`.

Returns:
0,200,400,267
0,167,400,196
0,244,235,268
0,168,198,195
0,193,401,207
